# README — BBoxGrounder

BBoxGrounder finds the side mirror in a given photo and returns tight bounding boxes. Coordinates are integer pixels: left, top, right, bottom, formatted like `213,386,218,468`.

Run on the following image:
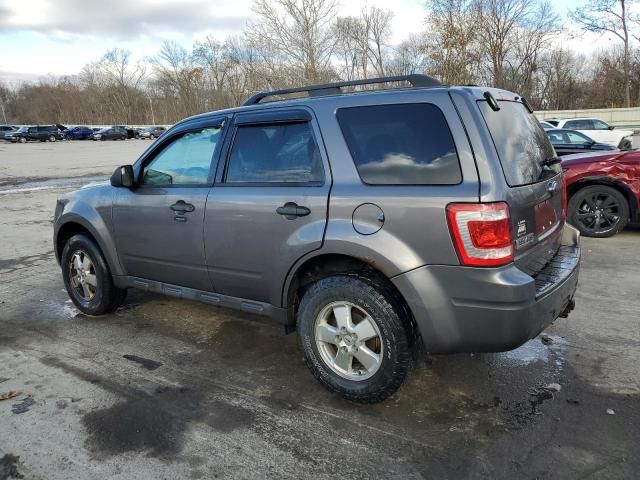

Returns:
608,125,615,130
110,165,135,188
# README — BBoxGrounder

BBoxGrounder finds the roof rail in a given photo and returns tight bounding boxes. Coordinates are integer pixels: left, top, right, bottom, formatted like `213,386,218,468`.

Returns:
242,74,444,106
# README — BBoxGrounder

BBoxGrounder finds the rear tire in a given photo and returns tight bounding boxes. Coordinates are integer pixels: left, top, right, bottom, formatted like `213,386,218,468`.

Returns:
568,185,629,238
61,234,127,315
297,275,411,403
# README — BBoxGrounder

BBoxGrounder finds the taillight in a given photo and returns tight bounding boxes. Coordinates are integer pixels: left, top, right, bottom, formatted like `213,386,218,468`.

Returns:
446,202,514,267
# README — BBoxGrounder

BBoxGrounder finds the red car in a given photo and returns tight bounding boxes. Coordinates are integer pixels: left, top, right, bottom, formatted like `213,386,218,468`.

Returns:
562,150,640,237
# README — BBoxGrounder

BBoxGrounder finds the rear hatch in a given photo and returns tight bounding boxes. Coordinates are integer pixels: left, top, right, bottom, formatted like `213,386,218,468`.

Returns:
478,98,564,276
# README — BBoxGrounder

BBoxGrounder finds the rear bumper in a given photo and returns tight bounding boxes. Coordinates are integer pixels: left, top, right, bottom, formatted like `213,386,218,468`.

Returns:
392,224,581,353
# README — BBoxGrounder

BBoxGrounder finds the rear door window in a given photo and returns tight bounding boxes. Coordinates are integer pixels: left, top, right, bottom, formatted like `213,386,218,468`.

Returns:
225,122,323,184
336,103,461,185
478,100,560,186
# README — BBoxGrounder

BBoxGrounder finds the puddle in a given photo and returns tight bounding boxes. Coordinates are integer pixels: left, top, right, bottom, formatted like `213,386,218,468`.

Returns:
0,175,106,194
499,335,566,367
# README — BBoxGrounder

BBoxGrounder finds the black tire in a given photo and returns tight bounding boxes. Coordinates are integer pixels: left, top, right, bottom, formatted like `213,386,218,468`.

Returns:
568,185,629,238
48,135,56,142
619,138,632,150
61,234,127,315
18,137,26,143
297,275,412,403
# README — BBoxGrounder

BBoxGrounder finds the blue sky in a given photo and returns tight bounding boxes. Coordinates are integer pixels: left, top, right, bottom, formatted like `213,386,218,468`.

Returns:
0,0,610,84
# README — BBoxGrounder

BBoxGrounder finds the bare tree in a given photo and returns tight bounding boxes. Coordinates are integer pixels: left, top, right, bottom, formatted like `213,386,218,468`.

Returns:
570,0,633,107
424,0,480,85
246,0,338,83
476,0,558,89
388,34,429,76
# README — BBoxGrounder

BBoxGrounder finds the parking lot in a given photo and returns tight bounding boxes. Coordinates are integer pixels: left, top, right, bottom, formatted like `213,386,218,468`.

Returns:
0,140,639,479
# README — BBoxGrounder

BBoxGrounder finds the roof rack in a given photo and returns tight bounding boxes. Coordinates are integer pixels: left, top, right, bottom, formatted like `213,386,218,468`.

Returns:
242,74,444,106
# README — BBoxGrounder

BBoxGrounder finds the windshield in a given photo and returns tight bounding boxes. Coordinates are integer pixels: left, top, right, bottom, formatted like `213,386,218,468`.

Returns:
98,128,109,133
478,100,560,186
17,127,28,133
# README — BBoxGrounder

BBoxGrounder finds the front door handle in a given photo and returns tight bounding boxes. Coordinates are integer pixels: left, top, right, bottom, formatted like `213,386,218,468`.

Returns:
276,202,311,220
170,200,195,213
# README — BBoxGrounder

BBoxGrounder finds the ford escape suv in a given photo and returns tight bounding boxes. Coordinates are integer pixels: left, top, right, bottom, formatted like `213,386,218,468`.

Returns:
53,75,580,403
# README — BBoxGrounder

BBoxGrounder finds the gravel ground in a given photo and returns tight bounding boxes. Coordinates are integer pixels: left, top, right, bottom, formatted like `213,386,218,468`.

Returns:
0,141,638,479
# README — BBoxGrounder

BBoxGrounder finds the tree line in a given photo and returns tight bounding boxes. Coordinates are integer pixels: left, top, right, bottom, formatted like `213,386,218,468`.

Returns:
1,0,640,125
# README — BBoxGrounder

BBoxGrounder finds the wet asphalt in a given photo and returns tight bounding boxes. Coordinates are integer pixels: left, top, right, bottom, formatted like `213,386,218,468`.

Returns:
0,141,639,479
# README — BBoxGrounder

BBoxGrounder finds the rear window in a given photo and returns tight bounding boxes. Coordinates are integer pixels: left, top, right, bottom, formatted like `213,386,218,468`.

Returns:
478,100,560,186
336,103,462,185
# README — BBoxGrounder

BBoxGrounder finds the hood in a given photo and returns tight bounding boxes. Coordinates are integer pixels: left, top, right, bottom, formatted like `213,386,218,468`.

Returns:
613,127,635,136
562,149,640,166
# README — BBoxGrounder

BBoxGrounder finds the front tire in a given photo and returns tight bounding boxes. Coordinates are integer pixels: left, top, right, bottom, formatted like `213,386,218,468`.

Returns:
18,137,26,143
568,185,629,237
297,275,411,403
619,138,632,150
48,135,56,142
61,234,127,315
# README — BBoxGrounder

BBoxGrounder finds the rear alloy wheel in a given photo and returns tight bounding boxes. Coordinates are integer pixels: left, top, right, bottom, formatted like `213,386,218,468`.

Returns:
297,275,411,403
568,185,629,238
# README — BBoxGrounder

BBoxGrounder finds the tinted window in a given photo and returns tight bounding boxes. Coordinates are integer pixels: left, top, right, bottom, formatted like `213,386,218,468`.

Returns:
336,103,461,185
225,122,323,184
142,127,221,186
479,100,560,186
566,131,591,144
565,119,593,130
592,119,609,130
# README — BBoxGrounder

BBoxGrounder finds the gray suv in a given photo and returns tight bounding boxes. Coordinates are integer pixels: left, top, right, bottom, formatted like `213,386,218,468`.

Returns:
53,75,580,403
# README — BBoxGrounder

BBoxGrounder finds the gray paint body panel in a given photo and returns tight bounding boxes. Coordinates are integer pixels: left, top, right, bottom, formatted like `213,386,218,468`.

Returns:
53,84,581,354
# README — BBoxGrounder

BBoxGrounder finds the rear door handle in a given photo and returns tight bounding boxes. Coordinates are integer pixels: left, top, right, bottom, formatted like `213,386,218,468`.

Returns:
170,200,195,213
276,202,310,219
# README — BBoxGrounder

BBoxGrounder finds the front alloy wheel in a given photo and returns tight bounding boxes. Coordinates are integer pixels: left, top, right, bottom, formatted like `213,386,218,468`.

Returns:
61,233,127,315
68,250,97,301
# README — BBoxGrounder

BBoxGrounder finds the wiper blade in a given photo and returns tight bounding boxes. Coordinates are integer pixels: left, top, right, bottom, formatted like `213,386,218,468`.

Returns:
540,156,561,167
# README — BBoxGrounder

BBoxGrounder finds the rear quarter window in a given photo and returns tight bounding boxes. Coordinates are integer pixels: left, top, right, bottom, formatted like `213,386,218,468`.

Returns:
478,100,559,186
336,103,462,185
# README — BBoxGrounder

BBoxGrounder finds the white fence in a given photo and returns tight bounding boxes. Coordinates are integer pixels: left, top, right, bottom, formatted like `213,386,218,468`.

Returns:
536,107,640,130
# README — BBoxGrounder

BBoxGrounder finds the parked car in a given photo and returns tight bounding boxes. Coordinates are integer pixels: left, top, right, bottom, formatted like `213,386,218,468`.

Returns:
546,128,617,156
53,76,580,403
551,118,634,149
91,127,127,141
6,125,62,143
138,126,166,139
562,150,640,237
112,125,137,139
0,125,17,139
539,121,555,130
63,126,94,140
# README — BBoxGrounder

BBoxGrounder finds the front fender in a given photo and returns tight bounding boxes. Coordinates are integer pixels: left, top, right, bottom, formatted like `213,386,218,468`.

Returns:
54,190,124,276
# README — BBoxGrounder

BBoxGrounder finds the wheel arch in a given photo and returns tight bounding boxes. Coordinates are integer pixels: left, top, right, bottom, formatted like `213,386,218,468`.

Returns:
282,253,418,344
55,215,123,276
567,176,637,222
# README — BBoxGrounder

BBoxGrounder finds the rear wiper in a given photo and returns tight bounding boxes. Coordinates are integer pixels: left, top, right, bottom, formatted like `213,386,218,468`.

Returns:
540,156,561,167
